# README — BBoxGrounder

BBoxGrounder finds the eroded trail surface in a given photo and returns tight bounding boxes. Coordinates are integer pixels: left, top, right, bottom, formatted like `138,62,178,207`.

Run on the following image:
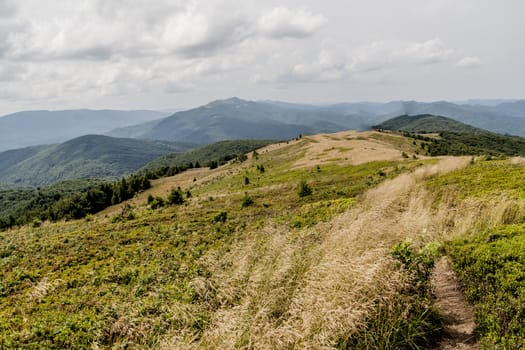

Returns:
432,257,479,350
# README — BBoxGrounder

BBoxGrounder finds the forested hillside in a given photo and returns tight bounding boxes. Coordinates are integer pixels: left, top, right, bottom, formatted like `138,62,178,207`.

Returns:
375,114,525,157
0,135,192,187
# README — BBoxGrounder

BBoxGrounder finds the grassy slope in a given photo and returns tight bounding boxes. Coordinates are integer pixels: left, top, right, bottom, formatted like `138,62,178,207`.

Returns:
2,131,525,348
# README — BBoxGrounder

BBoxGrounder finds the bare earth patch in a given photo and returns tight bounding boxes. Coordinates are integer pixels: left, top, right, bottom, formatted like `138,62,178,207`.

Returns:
432,256,479,350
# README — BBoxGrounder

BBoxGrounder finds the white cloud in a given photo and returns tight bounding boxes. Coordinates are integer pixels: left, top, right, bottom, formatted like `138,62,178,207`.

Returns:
348,38,459,74
278,47,349,83
400,38,455,64
456,56,482,68
258,7,326,39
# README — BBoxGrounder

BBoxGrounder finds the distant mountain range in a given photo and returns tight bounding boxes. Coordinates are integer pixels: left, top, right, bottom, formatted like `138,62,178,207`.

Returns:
1,97,525,187
107,98,525,143
0,109,167,152
107,97,370,144
2,99,524,153
0,135,192,187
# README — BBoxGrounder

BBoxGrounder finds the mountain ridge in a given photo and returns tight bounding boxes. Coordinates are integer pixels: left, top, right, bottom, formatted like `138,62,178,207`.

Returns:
0,135,193,187
107,98,525,143
0,109,168,152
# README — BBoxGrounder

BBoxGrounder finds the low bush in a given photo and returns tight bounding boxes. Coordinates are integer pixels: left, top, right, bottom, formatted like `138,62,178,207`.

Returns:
447,224,525,348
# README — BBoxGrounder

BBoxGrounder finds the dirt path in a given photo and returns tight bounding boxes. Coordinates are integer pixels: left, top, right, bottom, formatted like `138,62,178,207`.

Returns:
432,256,479,350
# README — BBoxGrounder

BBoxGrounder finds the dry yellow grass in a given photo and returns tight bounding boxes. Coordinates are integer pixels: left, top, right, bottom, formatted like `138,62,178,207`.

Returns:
293,130,423,169
157,156,487,349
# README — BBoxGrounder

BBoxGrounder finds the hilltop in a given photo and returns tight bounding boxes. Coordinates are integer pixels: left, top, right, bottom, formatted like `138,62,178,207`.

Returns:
373,114,483,133
375,114,525,157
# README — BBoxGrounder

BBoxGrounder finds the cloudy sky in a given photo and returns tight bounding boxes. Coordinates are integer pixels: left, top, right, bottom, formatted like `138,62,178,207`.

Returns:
0,0,523,115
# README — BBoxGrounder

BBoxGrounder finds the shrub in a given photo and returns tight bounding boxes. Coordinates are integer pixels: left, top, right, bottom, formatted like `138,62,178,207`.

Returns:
240,194,254,207
150,197,165,209
112,204,135,222
447,224,525,348
297,180,312,197
167,188,184,205
213,211,228,223
147,194,154,204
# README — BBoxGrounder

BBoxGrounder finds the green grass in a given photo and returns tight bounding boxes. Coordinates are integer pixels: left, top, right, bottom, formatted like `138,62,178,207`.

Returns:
427,159,525,205
447,224,525,349
0,208,241,348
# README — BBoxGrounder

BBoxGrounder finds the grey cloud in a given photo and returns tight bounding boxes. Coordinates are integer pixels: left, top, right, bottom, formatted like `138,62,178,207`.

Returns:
169,17,254,58
0,62,25,81
0,0,17,19
258,7,326,39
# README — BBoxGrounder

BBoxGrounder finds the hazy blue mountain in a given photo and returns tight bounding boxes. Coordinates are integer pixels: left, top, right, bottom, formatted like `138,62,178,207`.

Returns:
106,118,165,138
492,100,525,117
107,97,375,144
109,98,525,144
0,135,193,187
454,99,518,106
0,109,168,152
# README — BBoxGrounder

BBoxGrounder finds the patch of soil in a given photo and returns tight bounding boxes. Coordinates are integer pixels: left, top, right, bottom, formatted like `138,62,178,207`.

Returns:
432,256,479,350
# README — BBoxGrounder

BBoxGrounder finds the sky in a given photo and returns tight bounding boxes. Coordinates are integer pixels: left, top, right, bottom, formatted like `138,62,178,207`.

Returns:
0,0,523,115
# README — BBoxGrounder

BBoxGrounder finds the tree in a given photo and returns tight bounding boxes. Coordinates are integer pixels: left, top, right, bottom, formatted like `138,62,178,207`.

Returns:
237,153,248,162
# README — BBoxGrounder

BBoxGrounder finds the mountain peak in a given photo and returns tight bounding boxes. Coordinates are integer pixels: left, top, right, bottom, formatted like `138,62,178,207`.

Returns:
205,97,249,108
